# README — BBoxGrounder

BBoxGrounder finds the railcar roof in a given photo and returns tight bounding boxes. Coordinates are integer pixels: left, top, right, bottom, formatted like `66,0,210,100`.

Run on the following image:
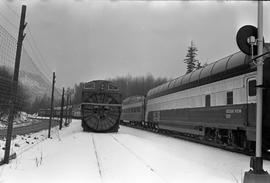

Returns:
122,95,145,105
84,80,113,85
83,80,119,91
147,50,252,99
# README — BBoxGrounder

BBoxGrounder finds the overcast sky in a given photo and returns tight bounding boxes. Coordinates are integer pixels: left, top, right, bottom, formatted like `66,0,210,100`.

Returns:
1,0,270,88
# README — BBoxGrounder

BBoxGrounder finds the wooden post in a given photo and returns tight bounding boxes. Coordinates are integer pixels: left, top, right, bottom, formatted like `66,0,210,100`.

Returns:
48,72,56,138
59,87,64,130
65,91,69,126
3,5,27,164
69,92,72,124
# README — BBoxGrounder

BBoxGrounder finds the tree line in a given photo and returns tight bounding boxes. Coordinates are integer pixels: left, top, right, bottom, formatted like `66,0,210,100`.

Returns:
71,74,168,104
0,65,62,116
0,66,30,120
109,74,168,99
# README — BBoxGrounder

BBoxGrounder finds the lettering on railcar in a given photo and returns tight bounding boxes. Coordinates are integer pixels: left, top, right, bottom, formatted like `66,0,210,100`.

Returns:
226,109,242,114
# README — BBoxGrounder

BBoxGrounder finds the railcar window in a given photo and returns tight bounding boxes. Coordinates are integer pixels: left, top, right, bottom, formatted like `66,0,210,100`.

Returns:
84,82,95,89
108,84,118,91
249,80,256,97
227,91,233,105
205,95,211,107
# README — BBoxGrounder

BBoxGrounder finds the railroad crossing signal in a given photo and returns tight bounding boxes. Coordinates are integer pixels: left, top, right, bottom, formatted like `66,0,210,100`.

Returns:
236,25,258,56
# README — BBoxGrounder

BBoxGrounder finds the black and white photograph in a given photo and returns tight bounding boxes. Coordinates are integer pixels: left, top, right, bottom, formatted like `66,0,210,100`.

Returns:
0,0,270,182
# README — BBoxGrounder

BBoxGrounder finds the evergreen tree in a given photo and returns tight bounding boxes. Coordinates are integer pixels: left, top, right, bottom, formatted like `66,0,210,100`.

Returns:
197,61,202,69
183,41,201,74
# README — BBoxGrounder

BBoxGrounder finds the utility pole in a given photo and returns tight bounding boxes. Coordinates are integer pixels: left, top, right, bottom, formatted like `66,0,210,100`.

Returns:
69,92,72,124
48,72,56,138
59,87,65,130
244,1,270,182
255,0,264,170
65,90,69,126
3,5,27,164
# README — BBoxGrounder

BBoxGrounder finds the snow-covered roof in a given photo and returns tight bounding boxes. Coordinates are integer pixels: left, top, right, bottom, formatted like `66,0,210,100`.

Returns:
122,96,145,105
147,51,251,99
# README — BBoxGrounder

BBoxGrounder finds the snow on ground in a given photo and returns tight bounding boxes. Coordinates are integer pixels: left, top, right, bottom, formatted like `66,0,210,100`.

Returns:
0,120,269,183
0,120,101,183
116,127,270,183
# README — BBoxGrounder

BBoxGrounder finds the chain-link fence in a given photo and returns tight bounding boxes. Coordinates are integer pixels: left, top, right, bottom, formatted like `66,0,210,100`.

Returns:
0,13,61,135
0,24,18,127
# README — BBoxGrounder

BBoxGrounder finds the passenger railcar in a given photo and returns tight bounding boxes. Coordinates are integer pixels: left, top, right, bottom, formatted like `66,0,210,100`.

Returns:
38,106,75,118
81,80,121,132
120,96,145,126
121,47,270,152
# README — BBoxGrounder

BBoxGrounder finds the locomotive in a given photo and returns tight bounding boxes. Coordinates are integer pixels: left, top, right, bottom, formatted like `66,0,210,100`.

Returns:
121,46,270,152
81,80,122,132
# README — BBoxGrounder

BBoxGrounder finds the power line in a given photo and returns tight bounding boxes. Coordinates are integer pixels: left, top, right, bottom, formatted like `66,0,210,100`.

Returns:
0,15,50,81
0,24,16,42
0,0,19,32
0,1,51,78
0,11,18,31
0,24,17,67
2,1,20,18
26,36,50,79
26,26,53,80
24,38,51,81
1,1,55,85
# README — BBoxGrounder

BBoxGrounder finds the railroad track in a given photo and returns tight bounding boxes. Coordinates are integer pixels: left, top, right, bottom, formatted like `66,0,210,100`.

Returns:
120,123,270,161
110,134,168,183
0,118,59,138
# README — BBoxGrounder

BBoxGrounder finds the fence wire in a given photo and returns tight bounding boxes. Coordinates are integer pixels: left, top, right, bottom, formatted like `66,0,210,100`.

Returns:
0,18,59,130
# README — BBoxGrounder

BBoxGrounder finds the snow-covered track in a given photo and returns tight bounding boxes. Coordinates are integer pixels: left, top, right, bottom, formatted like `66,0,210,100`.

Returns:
110,134,167,183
